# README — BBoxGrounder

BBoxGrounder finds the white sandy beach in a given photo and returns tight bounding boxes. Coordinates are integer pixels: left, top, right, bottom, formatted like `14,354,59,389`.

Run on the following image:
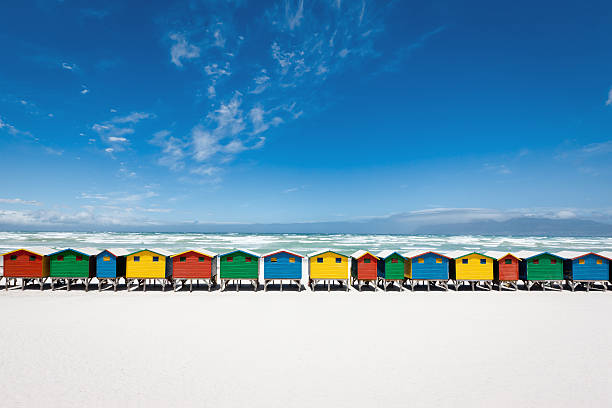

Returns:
0,288,611,407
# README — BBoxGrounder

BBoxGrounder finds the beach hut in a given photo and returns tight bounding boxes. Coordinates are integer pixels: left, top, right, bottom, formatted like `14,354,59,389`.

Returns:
404,250,451,291
308,249,350,292
557,251,610,291
2,247,53,290
517,251,565,291
262,249,304,292
376,250,407,291
125,249,173,291
485,251,520,291
449,251,495,290
350,250,378,291
49,248,97,291
96,248,129,291
171,249,217,292
218,249,260,291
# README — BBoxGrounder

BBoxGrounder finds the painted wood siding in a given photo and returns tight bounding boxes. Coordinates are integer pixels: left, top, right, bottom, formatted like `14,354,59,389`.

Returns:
454,254,493,280
126,251,170,279
378,255,406,280
309,252,349,280
220,252,259,279
172,251,214,279
352,254,377,280
263,252,301,280
96,251,126,278
50,250,94,278
522,254,563,281
498,255,519,281
410,254,449,280
571,254,609,281
3,250,49,278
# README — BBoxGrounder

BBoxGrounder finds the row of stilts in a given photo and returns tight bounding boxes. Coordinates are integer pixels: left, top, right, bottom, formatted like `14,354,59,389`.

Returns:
2,276,610,292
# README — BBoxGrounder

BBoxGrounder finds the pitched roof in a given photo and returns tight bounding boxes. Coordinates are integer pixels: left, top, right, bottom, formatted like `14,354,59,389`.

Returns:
556,251,611,261
98,248,130,257
126,248,173,257
307,249,348,258
2,247,56,257
219,248,261,258
172,248,217,258
376,250,405,260
448,251,496,261
49,247,99,257
262,249,304,258
351,250,379,259
519,251,565,261
484,251,520,261
404,250,452,260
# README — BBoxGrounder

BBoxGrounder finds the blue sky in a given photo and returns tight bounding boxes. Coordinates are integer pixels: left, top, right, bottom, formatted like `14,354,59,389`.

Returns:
1,0,612,230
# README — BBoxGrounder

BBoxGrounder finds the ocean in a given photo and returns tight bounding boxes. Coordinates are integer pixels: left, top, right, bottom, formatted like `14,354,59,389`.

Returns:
1,231,611,254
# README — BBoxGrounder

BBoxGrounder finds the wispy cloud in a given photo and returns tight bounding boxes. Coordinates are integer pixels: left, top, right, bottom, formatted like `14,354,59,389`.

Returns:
169,32,201,67
62,62,77,71
0,198,41,206
92,111,154,152
81,8,110,19
80,86,90,95
384,25,446,72
606,87,612,106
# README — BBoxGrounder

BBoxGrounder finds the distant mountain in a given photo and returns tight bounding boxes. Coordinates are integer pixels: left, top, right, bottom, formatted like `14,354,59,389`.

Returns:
412,217,612,237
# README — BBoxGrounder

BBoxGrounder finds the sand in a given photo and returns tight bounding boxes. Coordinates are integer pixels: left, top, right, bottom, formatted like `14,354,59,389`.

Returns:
0,286,611,407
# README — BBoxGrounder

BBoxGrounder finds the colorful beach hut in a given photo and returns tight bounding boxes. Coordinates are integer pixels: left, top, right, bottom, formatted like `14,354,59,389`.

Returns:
125,248,173,291
517,251,565,291
96,248,129,291
350,250,378,291
262,249,303,291
218,249,260,291
2,247,53,290
485,251,520,291
404,250,451,291
449,251,495,290
49,248,97,291
171,249,217,292
308,249,350,291
376,250,407,291
557,251,610,291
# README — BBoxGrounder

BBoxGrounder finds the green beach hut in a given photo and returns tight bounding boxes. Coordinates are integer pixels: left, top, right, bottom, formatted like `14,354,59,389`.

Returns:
219,249,260,291
376,250,407,291
518,251,565,291
49,248,97,291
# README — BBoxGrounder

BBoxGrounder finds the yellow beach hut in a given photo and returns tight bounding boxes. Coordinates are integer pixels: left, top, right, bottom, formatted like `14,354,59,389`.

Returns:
308,249,350,292
125,248,173,291
448,251,495,291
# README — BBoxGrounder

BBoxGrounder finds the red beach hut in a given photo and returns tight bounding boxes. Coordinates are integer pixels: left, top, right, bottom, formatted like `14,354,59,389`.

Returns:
2,247,54,290
171,249,217,292
350,250,379,291
486,251,520,290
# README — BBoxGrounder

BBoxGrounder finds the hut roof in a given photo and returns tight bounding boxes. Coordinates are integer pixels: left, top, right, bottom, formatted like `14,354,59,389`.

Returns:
49,247,98,257
219,248,261,258
172,248,217,258
307,249,348,258
262,249,304,258
446,251,496,260
556,251,612,261
518,251,565,261
351,250,379,260
484,251,520,261
98,248,130,257
126,248,173,257
2,247,56,257
376,250,405,260
404,250,452,260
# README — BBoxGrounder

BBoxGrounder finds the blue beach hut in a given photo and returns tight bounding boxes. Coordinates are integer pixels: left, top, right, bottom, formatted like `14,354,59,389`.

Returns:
262,249,304,291
96,248,129,291
405,250,451,291
558,251,610,291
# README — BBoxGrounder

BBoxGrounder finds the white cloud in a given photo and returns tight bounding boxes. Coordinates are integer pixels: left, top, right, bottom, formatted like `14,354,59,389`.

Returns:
169,32,201,67
208,85,216,98
285,0,304,30
150,130,186,171
0,198,41,206
108,136,128,142
92,111,153,151
338,48,349,58
204,62,231,77
213,29,225,48
250,70,271,94
190,166,220,176
111,111,154,124
606,87,612,106
44,147,63,156
105,148,114,153
62,62,77,70
80,87,90,95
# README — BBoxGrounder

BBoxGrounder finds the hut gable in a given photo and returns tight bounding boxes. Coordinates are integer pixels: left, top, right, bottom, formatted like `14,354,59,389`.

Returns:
406,251,451,280
308,250,349,280
263,249,303,280
569,252,610,281
350,250,378,280
453,252,495,281
520,252,564,281
219,249,260,280
126,249,172,279
96,249,128,279
376,250,407,280
49,248,96,278
171,249,217,279
2,248,53,278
